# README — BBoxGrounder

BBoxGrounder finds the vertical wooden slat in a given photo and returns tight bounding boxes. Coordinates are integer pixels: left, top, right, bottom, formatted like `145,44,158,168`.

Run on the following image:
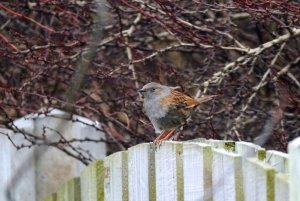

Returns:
155,142,183,201
235,141,262,158
128,143,155,201
122,153,129,201
266,151,288,173
244,158,275,201
275,173,289,201
148,144,156,201
182,142,212,201
44,193,57,201
104,151,128,201
176,143,184,201
57,177,81,201
236,141,265,201
212,149,243,201
288,137,300,201
80,160,105,201
236,141,266,161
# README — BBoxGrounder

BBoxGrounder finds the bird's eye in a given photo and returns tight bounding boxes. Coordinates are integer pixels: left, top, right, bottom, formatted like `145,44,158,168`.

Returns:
151,88,156,92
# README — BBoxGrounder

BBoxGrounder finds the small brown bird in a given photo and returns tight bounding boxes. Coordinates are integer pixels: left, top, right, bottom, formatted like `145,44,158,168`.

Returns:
138,82,216,143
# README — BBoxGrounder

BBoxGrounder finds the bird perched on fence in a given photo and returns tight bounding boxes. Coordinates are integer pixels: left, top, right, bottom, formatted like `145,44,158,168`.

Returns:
138,82,217,144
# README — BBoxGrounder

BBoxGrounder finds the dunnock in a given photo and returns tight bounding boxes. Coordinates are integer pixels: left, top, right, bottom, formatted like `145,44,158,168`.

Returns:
138,82,216,143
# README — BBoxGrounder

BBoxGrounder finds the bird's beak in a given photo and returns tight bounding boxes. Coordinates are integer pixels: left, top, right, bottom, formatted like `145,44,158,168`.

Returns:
137,88,146,93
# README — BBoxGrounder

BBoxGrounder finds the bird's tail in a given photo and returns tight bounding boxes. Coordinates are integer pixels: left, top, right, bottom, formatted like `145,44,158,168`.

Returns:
196,95,218,104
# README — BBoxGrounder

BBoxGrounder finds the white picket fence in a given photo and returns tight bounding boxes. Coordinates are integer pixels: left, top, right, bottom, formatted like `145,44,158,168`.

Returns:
45,137,300,201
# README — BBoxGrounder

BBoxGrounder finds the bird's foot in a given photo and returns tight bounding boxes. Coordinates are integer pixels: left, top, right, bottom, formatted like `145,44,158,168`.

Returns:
153,138,165,149
153,130,167,142
152,130,176,150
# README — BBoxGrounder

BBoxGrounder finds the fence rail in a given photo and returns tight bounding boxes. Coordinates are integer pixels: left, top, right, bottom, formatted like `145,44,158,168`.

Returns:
44,137,300,201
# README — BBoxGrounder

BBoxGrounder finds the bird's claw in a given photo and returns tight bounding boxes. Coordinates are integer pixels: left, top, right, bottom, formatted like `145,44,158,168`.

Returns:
153,139,164,150
152,129,176,150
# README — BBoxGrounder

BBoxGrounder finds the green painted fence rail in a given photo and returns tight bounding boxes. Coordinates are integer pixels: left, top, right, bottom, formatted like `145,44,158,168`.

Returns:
44,137,300,201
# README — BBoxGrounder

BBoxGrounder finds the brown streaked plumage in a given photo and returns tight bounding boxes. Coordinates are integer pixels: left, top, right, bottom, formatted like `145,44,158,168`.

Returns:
160,90,200,109
138,82,216,143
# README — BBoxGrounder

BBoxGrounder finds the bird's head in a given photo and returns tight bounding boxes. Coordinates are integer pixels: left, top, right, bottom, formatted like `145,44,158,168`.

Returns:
138,82,170,100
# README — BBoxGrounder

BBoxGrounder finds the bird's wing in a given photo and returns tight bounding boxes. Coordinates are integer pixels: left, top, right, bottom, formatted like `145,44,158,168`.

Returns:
160,90,217,115
158,90,217,128
160,90,199,113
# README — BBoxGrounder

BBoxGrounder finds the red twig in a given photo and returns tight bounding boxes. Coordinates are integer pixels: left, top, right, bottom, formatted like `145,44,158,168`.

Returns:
0,3,55,32
119,0,210,44
0,32,19,52
54,6,80,25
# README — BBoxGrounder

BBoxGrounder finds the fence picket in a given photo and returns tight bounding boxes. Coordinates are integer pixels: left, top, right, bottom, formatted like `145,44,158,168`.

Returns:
80,160,105,201
235,141,263,158
44,137,300,201
128,143,155,201
182,142,212,201
212,148,243,201
155,142,183,201
266,151,288,173
104,151,128,201
57,178,81,201
288,137,300,201
275,173,289,201
44,193,57,201
244,158,275,201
